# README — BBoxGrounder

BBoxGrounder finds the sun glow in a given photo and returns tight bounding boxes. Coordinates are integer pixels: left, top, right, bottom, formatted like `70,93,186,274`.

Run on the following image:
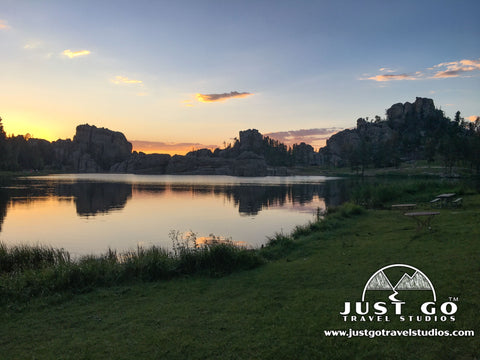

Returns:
2,112,59,141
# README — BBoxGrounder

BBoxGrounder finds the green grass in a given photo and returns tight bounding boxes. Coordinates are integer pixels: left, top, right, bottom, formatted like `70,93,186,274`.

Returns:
347,178,477,208
0,194,479,359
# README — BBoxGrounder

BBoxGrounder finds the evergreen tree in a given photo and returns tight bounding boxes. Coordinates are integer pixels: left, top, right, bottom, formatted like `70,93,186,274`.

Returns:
0,117,7,169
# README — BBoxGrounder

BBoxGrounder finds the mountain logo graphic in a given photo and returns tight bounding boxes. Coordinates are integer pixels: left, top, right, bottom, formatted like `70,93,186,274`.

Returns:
361,264,436,302
340,264,457,322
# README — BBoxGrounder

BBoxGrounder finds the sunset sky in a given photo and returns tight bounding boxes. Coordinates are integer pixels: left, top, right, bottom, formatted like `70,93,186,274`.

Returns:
1,0,479,154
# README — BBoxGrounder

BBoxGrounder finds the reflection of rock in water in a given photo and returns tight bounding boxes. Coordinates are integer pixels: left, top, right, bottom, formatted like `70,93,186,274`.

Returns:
133,182,326,216
56,182,132,216
134,182,330,216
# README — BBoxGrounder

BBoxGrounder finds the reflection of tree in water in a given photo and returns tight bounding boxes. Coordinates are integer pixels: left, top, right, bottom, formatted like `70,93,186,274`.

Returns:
223,181,350,215
322,180,351,209
135,182,342,216
225,184,324,215
0,188,8,232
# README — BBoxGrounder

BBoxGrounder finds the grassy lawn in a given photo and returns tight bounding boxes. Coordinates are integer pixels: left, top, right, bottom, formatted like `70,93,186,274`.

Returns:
1,195,479,359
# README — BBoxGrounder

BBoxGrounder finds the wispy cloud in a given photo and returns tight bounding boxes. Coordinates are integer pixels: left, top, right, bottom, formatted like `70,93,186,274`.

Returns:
63,49,91,58
112,76,143,85
379,67,397,73
182,100,194,107
365,73,422,82
24,41,42,49
0,19,10,30
265,128,342,149
432,59,480,78
196,91,253,103
363,58,480,82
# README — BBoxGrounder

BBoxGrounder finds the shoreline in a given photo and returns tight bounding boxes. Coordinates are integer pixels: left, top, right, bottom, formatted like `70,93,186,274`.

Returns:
1,191,478,359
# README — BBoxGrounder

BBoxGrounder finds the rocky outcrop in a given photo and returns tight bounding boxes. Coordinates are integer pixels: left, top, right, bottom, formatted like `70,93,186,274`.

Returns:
386,97,436,128
110,152,171,174
166,154,232,175
232,151,267,177
238,129,264,153
320,97,446,168
48,126,274,176
73,124,132,170
324,129,361,167
51,124,132,172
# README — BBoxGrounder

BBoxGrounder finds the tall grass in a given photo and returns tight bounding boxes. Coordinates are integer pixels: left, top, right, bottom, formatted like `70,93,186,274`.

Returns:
0,235,263,303
0,243,70,273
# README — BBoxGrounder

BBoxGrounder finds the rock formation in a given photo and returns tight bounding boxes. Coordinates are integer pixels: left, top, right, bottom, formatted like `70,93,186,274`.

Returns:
73,124,132,170
386,97,437,129
110,129,268,176
51,124,132,172
232,151,267,177
319,97,451,168
110,152,171,174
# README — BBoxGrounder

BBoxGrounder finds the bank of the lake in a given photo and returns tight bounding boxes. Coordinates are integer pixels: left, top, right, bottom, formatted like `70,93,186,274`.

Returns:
1,190,479,359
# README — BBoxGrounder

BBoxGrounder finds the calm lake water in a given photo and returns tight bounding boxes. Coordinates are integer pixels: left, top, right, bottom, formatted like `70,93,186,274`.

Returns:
0,174,347,256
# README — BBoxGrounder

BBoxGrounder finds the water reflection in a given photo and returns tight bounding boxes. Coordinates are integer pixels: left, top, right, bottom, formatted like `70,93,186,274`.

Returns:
56,182,132,217
0,189,7,232
0,174,345,255
0,176,347,219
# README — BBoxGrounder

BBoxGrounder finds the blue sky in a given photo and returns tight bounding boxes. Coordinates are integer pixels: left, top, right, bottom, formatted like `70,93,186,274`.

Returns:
0,0,479,153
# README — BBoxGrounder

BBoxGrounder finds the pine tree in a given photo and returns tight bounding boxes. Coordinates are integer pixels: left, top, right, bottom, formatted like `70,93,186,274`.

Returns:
0,117,6,169
0,116,6,140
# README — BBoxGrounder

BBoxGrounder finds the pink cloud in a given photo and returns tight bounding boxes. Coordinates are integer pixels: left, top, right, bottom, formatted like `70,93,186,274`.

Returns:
0,19,10,30
366,73,422,82
432,58,480,78
265,128,342,149
363,58,480,82
196,91,253,103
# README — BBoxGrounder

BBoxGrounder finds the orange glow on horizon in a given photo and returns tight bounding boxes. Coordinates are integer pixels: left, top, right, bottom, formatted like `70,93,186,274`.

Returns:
132,147,188,156
2,115,58,141
132,144,218,156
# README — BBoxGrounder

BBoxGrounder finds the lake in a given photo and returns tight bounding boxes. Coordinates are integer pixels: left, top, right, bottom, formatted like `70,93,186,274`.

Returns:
0,174,347,256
